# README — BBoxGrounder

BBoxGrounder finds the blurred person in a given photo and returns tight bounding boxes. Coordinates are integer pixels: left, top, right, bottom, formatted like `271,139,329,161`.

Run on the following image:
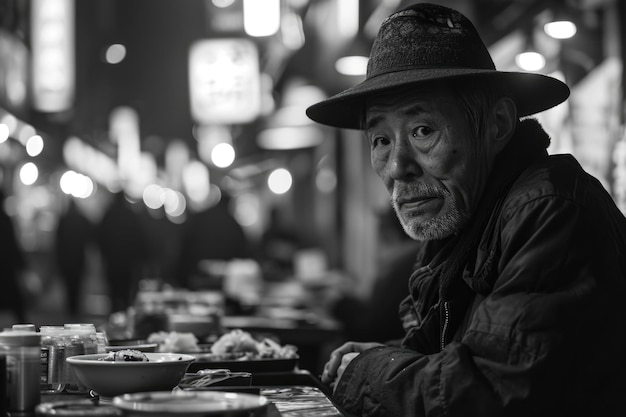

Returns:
0,188,27,323
137,204,183,287
307,3,626,416
96,191,149,313
330,209,419,343
259,206,302,281
54,198,93,317
176,190,253,290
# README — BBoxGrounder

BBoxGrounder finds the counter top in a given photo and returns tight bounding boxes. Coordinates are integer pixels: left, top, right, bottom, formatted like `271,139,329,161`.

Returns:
29,371,344,417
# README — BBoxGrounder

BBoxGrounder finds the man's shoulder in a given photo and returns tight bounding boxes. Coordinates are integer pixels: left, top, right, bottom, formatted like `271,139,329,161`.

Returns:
502,153,612,215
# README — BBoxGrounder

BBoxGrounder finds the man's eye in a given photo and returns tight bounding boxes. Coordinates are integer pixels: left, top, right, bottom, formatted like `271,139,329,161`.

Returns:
411,126,432,138
371,136,390,148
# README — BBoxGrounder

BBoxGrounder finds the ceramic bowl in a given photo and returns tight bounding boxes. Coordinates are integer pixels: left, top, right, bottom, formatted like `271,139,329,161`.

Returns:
66,352,195,398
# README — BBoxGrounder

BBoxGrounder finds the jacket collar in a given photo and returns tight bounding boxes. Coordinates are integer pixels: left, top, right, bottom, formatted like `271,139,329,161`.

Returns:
437,118,550,296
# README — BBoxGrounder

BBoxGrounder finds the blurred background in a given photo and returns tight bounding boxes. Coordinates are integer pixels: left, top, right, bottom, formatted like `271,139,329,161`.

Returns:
0,0,624,344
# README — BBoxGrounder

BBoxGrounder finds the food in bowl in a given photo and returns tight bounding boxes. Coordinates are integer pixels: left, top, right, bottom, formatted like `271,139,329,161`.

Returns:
208,329,298,360
147,331,201,353
66,353,195,398
98,349,149,362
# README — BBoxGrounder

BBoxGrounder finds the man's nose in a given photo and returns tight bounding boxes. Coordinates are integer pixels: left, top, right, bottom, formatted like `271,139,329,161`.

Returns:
389,140,422,180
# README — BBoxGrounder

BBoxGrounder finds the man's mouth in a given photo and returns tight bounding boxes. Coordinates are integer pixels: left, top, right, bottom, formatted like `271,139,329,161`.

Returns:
398,196,441,211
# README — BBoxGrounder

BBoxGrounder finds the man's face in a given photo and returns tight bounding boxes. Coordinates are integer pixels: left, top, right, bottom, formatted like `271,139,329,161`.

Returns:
366,85,494,241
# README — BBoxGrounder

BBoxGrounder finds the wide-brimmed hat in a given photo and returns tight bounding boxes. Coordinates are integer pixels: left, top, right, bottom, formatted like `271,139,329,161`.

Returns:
306,3,570,130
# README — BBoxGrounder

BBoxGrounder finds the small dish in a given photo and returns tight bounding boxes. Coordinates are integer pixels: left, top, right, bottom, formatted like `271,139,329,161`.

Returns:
112,390,268,416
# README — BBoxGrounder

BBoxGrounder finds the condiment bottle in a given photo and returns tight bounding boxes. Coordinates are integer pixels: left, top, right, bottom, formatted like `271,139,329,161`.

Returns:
0,330,41,413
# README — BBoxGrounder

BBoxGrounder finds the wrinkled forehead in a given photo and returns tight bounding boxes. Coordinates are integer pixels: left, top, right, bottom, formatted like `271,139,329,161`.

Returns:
364,83,459,127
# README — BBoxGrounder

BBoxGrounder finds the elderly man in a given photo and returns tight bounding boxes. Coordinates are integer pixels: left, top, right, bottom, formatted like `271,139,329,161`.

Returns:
307,3,626,417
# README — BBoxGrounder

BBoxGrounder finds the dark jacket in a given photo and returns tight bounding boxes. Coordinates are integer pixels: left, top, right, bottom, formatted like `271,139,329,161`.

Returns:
333,119,626,417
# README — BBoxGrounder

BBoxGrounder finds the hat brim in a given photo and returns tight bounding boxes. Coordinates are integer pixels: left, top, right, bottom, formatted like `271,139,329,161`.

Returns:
306,69,570,130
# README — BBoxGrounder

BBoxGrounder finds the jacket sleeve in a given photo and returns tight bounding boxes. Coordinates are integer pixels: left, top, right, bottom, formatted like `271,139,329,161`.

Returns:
333,193,625,417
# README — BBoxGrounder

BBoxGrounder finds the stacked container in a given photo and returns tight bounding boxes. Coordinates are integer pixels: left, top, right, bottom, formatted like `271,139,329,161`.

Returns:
0,330,41,413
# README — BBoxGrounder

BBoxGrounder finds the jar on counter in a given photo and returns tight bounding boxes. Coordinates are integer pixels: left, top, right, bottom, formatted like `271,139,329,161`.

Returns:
39,326,66,394
95,332,108,354
63,324,98,394
0,330,42,413
64,324,98,355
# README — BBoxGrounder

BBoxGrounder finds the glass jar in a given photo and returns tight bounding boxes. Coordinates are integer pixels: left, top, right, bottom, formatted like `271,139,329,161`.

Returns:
96,332,108,353
0,330,41,413
39,326,66,394
63,324,98,394
64,324,98,355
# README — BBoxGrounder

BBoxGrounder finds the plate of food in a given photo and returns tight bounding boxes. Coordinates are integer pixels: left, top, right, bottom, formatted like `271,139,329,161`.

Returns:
187,329,299,373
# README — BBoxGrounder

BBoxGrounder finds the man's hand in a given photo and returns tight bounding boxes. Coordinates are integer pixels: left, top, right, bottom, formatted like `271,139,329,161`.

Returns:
321,341,384,391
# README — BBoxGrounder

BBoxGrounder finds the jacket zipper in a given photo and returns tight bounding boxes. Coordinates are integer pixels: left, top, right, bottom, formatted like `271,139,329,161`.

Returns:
441,301,450,351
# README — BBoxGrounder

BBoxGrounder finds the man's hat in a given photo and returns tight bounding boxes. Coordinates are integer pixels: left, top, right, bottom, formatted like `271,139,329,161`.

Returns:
306,3,570,130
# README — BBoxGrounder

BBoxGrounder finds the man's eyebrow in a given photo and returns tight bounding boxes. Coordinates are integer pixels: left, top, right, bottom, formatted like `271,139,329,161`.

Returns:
365,115,384,131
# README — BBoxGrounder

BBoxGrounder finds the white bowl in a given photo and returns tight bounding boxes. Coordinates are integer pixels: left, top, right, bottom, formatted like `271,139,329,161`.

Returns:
66,353,195,398
113,390,268,416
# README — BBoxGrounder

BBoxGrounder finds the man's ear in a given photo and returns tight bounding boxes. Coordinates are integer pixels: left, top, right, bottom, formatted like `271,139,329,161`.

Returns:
491,97,517,151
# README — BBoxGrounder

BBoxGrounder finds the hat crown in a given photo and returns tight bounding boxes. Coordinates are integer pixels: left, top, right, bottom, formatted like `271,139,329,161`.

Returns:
305,2,569,129
367,3,495,79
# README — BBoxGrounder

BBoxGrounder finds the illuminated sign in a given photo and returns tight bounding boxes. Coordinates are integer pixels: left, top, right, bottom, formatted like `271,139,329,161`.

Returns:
189,38,261,124
31,0,75,112
0,31,29,113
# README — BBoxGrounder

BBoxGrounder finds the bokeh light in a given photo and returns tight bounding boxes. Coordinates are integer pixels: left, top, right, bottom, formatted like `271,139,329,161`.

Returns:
544,21,577,39
0,124,9,143
211,142,236,168
18,125,36,146
105,43,127,64
515,51,546,71
143,183,164,210
212,0,235,7
267,168,292,194
26,135,44,156
59,170,95,198
19,162,39,185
